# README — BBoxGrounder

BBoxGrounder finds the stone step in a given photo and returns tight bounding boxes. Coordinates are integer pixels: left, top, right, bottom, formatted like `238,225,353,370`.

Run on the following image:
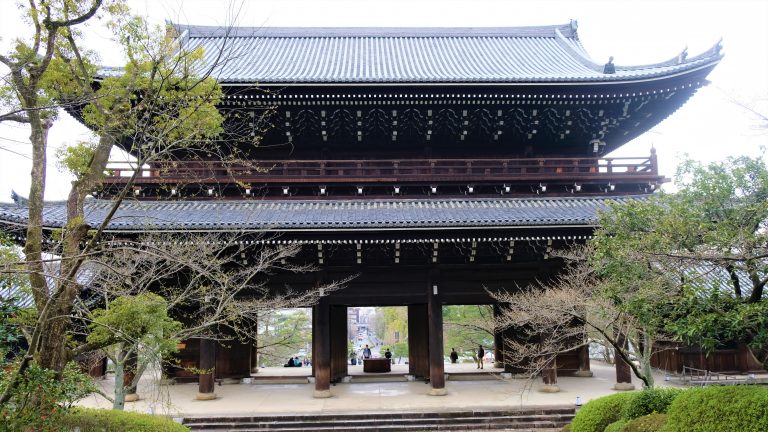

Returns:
186,414,574,429
189,422,567,432
183,407,575,431
185,407,574,423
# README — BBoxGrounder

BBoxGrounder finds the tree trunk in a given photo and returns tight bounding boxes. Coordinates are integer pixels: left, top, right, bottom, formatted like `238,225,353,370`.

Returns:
113,350,126,410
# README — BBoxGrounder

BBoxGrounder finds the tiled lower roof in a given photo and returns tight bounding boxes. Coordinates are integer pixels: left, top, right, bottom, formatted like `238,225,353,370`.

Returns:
0,195,644,232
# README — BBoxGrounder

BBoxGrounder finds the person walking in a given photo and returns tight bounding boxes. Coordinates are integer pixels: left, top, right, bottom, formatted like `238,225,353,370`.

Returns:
363,344,372,359
450,348,459,364
476,345,485,369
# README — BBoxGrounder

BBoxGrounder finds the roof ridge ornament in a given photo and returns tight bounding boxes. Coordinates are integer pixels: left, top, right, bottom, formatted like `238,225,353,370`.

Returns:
603,56,616,74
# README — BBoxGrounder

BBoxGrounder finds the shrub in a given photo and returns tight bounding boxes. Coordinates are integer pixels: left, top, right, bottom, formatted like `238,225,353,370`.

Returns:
0,361,96,432
560,424,572,432
663,386,768,432
621,388,683,420
604,419,628,432
570,392,637,432
623,413,667,431
61,407,190,432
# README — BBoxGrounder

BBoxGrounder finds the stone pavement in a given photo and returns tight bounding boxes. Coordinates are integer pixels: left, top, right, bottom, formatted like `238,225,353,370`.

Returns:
76,361,676,417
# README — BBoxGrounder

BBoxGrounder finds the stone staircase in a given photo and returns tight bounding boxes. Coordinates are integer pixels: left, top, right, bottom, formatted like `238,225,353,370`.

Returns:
182,406,574,431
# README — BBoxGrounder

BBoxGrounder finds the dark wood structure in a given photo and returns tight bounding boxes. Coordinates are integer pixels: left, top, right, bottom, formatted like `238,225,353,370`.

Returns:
0,21,723,398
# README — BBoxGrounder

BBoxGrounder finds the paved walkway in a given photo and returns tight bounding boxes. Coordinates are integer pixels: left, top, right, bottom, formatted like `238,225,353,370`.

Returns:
254,361,503,378
77,361,680,417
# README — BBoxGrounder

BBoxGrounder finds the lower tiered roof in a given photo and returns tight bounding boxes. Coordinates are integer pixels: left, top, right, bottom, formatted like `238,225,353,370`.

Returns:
1,194,643,233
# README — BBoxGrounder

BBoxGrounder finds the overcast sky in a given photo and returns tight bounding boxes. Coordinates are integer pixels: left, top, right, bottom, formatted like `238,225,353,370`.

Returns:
1,0,766,201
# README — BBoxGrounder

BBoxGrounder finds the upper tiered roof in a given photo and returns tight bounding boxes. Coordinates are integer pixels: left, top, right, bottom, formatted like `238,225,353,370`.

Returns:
129,21,723,84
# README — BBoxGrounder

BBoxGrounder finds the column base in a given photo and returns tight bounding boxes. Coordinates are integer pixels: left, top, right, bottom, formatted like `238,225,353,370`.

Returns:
195,392,217,400
539,384,560,393
613,382,636,391
428,387,448,396
251,368,259,374
573,370,594,377
313,389,332,398
124,393,139,402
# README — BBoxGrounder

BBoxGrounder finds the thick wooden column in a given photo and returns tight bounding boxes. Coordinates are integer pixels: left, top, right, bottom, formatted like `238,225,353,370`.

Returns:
493,304,504,368
574,344,593,377
250,317,259,374
313,297,332,398
540,357,559,392
427,282,446,396
614,334,635,390
196,338,216,400
330,305,349,382
407,304,429,379
123,348,139,402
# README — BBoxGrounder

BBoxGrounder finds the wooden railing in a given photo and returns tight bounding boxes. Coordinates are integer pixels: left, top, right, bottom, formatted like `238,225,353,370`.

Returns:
104,154,659,185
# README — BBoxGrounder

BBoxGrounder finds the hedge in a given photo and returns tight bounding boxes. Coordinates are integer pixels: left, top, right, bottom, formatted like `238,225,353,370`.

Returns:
603,419,628,432
663,386,768,432
61,407,189,432
623,413,667,431
621,388,682,420
569,392,637,432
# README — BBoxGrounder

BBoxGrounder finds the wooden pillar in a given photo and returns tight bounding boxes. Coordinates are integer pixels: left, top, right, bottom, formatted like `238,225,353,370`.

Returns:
540,357,560,393
407,304,429,379
427,281,446,396
614,334,635,390
250,317,259,374
493,304,504,368
574,344,593,377
330,305,349,382
123,348,139,402
196,338,216,400
313,297,332,398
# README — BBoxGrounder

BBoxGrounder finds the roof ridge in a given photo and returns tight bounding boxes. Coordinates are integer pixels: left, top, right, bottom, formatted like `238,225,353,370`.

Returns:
171,22,577,39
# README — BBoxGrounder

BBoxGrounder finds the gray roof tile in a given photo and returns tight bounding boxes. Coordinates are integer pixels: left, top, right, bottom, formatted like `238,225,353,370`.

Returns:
96,23,723,83
0,195,645,232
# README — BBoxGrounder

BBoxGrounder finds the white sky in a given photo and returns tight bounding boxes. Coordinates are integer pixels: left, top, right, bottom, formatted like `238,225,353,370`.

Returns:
1,0,767,201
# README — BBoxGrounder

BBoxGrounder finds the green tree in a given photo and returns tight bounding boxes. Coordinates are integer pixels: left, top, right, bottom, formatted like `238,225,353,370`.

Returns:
86,292,181,410
0,1,228,409
594,154,768,369
443,305,494,359
258,310,312,367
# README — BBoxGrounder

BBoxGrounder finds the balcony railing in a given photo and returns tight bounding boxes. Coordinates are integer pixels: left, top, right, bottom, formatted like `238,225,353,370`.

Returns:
104,154,659,186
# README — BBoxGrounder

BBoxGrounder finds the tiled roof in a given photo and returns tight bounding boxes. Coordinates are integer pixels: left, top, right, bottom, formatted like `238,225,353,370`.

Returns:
0,195,644,232
101,22,723,84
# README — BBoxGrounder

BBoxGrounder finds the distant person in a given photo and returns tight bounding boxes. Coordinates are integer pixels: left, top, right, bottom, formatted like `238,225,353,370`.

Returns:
294,357,302,367
384,349,392,363
284,357,295,367
450,348,459,364
476,345,485,369
363,344,372,359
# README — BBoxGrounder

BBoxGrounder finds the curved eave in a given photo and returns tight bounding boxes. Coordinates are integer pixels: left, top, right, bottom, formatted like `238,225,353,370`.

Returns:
210,60,720,88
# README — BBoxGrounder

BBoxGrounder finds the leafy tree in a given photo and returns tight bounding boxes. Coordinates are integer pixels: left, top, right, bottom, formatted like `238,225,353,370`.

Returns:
494,154,768,388
443,305,494,359
0,0,228,408
594,154,768,369
258,310,311,367
86,292,181,410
